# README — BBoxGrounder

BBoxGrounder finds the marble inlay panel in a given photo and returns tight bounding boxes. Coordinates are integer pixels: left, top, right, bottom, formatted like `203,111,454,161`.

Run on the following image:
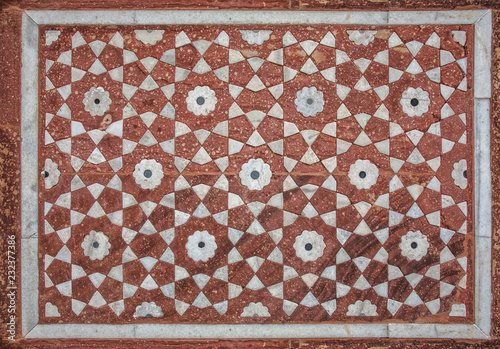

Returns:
20,10,492,339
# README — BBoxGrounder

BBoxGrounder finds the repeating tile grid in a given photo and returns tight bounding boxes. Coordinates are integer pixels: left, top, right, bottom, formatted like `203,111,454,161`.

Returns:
37,24,475,326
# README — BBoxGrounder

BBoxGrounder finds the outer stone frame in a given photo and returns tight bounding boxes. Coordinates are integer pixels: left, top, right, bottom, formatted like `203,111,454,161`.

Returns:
20,9,492,340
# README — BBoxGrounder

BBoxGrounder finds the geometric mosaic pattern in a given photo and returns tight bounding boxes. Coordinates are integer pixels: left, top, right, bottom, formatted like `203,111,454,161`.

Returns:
39,25,473,323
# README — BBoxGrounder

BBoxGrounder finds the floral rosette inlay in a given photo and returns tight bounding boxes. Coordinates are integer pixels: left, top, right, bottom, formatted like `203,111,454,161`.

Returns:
293,230,326,262
83,86,112,117
134,30,165,45
239,30,273,45
294,87,324,117
133,301,164,318
346,30,377,46
346,300,378,316
186,86,218,116
239,158,272,190
133,159,164,190
452,159,467,189
240,302,271,317
348,159,379,190
81,230,111,260
186,230,217,262
43,158,61,189
400,87,430,117
399,230,429,261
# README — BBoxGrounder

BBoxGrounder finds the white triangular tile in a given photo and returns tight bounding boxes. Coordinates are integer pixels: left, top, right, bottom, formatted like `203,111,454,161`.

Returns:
140,57,159,73
320,66,336,82
246,75,266,92
267,48,283,65
353,57,371,73
214,30,229,47
88,59,107,75
140,275,159,290
192,39,211,55
247,57,265,72
140,75,159,91
192,58,212,74
406,40,423,56
300,58,319,75
320,31,335,47
246,130,266,147
283,31,298,46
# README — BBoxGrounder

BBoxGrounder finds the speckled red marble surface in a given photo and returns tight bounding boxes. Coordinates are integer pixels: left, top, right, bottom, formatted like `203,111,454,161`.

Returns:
37,24,474,325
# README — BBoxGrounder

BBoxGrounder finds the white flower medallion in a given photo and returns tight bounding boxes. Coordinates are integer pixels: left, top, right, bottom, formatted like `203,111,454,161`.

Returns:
239,30,273,45
81,230,111,261
348,159,379,190
451,159,467,189
82,86,112,117
346,300,378,316
293,230,326,262
294,86,324,117
240,302,271,317
186,230,217,262
239,158,272,190
400,87,430,117
133,301,164,318
346,30,377,46
399,230,429,261
133,159,164,190
43,158,61,189
134,30,165,45
186,86,218,116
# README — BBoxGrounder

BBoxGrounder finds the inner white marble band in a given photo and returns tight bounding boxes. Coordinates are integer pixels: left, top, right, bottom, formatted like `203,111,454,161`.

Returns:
25,9,487,25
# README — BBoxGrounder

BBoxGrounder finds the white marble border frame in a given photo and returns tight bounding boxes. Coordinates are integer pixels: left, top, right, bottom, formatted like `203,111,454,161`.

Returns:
21,9,492,340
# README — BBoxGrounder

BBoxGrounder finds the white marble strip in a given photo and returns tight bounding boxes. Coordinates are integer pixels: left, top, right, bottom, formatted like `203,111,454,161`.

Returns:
26,323,489,339
388,10,488,25
387,324,487,339
475,98,492,238
21,12,40,337
25,10,488,26
474,11,492,98
26,10,388,25
474,98,492,335
476,236,492,335
26,324,137,339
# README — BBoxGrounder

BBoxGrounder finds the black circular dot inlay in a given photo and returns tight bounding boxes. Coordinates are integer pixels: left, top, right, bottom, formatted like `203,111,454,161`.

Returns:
411,242,418,249
144,170,152,178
94,99,101,105
196,96,205,105
410,98,419,106
44,171,49,178
306,98,314,105
145,314,152,318
251,171,260,179
305,243,313,251
359,171,367,179
463,170,467,178
93,242,99,248
198,242,205,248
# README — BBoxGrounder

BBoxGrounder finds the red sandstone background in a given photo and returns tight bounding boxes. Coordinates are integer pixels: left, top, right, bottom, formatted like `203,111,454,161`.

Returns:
1,0,500,347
